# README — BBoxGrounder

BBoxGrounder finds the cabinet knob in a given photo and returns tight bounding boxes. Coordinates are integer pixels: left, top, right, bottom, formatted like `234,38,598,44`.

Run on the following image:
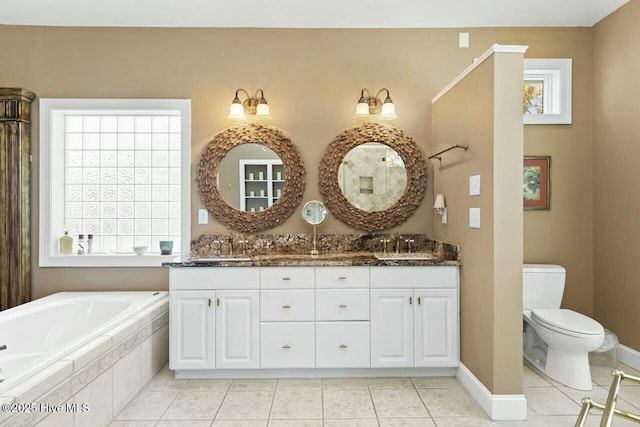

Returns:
338,304,347,308
282,344,291,349
339,344,348,349
338,276,347,280
282,277,291,281
282,304,291,309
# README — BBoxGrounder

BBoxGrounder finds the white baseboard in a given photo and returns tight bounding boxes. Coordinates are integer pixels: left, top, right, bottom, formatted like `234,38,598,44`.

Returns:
613,344,640,372
457,363,527,421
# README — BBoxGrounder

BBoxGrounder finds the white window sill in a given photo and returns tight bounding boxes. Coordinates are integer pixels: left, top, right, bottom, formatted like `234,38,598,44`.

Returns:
39,253,181,268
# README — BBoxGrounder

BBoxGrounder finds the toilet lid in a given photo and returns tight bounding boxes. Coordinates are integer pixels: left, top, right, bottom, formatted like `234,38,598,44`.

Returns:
531,309,604,336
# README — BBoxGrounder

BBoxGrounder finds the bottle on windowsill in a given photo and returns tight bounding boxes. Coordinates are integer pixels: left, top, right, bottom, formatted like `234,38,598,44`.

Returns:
59,231,73,255
77,234,85,255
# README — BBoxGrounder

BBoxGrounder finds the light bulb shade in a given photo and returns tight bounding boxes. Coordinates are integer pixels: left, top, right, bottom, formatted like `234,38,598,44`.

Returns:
354,102,370,119
433,194,446,210
227,102,245,120
255,102,271,119
380,101,397,120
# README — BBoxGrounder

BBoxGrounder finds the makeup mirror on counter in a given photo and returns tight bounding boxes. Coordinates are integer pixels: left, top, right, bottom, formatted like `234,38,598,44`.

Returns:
197,124,306,232
338,142,407,212
319,123,427,231
301,200,327,256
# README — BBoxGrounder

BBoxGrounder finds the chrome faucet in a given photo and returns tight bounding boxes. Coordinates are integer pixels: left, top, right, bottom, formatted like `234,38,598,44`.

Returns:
227,236,234,256
238,239,248,255
379,238,390,253
395,235,403,253
405,239,415,253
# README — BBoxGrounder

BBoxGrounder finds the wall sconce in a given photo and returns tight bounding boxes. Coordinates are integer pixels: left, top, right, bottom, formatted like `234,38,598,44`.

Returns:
354,88,397,120
434,193,447,224
228,88,271,120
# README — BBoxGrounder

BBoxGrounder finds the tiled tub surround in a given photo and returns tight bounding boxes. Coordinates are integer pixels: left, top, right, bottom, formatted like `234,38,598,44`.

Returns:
189,234,462,264
0,292,169,427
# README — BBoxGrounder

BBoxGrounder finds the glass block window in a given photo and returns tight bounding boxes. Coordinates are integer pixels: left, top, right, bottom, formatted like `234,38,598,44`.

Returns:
63,114,182,254
39,99,191,267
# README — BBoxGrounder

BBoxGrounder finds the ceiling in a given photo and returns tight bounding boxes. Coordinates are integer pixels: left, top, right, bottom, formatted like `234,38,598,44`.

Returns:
0,0,629,28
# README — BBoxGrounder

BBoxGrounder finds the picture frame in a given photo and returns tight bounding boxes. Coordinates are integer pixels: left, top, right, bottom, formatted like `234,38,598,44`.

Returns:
523,156,551,210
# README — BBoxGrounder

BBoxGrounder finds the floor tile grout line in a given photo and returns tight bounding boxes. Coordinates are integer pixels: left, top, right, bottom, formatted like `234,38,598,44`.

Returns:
415,384,437,424
367,384,382,426
266,379,278,421
211,382,232,421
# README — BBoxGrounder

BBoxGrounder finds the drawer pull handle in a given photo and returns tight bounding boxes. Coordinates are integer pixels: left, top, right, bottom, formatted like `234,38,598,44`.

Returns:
282,277,291,281
208,298,212,307
217,298,220,307
282,304,291,309
418,297,421,305
409,296,413,305
338,276,347,280
282,344,291,349
339,344,348,349
338,304,348,308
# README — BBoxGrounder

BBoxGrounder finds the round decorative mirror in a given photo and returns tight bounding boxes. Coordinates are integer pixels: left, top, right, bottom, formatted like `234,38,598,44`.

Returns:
319,123,427,231
301,200,327,255
197,124,306,232
301,200,327,226
338,142,407,212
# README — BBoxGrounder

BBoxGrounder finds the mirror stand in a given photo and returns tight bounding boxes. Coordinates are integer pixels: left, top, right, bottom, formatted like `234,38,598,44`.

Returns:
310,225,319,256
301,200,328,256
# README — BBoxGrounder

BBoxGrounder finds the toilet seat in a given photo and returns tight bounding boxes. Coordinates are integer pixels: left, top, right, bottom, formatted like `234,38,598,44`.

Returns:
531,309,604,338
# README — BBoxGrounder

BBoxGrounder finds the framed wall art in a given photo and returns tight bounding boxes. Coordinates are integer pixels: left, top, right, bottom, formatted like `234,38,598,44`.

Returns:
523,156,550,210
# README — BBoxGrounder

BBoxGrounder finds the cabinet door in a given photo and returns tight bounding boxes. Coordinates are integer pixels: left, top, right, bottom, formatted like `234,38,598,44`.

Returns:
170,290,215,370
370,289,414,367
216,290,260,369
414,289,458,367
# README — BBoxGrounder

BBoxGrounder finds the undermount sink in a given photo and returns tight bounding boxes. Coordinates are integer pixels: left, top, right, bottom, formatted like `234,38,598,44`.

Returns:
189,256,251,262
374,252,438,261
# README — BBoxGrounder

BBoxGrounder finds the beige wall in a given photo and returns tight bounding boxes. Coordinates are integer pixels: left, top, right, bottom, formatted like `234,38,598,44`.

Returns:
593,0,640,350
432,51,524,394
0,26,599,383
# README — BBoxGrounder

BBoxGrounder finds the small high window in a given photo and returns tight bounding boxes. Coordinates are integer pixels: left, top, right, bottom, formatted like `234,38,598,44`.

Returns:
523,58,572,125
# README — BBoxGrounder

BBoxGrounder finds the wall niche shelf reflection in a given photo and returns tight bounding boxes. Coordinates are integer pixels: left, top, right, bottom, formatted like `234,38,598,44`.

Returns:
239,159,284,212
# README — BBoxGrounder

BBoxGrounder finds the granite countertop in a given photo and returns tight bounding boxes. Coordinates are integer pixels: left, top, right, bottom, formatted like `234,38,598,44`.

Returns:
163,233,462,268
163,251,461,267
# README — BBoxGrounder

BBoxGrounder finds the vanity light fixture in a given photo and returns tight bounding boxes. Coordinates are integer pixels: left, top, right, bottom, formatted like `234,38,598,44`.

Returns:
228,88,272,121
354,88,397,120
434,194,447,224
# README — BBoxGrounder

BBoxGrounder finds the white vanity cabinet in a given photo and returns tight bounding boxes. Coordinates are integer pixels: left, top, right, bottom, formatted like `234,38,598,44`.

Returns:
370,267,459,368
169,264,459,375
215,290,260,369
169,290,216,370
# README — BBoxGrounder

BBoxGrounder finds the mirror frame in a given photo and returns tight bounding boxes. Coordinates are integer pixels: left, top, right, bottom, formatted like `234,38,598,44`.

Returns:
197,124,306,232
319,123,427,231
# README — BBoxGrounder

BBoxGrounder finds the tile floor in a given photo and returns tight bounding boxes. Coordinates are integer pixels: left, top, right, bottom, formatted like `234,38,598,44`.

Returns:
109,354,640,427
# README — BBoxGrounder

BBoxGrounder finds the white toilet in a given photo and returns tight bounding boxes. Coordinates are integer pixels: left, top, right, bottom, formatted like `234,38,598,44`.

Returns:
523,264,605,390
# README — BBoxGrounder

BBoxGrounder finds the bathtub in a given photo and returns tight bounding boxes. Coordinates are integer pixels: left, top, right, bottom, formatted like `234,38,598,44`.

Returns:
0,291,168,396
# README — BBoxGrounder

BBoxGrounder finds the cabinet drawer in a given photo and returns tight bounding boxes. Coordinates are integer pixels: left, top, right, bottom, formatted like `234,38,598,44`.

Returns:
315,289,369,321
369,266,458,289
315,267,369,288
170,267,259,290
260,290,314,322
260,267,315,289
260,322,314,368
316,322,370,368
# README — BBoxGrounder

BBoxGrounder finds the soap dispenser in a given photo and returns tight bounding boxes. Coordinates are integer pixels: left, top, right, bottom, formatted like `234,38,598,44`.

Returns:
59,231,73,255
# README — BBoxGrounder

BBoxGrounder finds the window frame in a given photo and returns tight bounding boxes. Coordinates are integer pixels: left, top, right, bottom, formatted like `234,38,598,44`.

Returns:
39,98,191,267
523,58,572,125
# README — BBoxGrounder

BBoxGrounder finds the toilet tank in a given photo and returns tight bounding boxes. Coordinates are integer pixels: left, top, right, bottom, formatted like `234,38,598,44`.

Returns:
523,264,566,310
